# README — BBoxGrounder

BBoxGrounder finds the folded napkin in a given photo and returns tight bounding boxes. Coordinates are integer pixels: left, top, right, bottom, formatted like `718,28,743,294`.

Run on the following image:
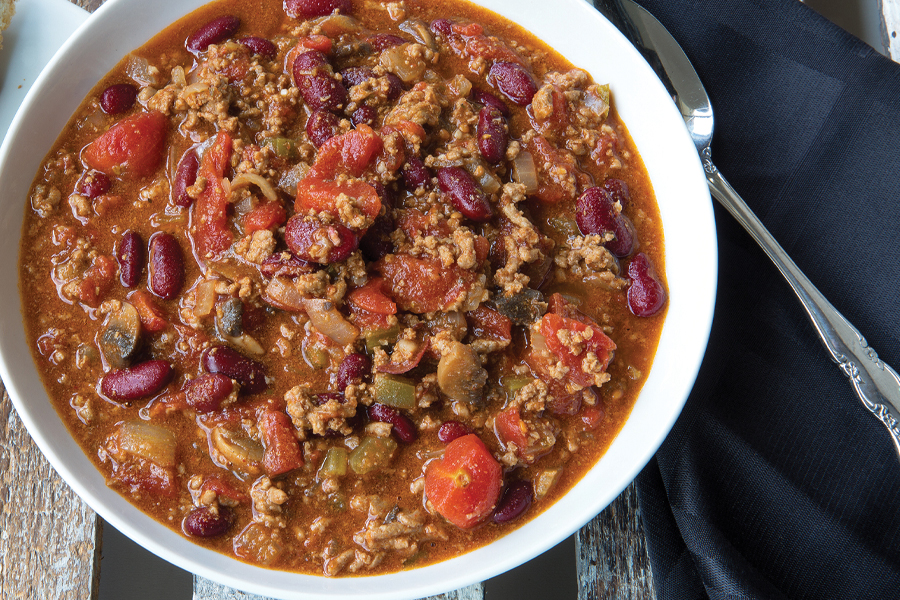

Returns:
627,1,900,598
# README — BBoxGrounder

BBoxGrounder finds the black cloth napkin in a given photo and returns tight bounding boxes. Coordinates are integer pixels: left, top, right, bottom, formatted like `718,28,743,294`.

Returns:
622,1,900,599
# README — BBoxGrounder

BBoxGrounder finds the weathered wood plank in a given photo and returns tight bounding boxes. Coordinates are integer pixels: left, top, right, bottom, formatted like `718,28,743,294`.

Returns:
193,576,484,600
0,384,102,600
880,0,900,60
576,482,656,600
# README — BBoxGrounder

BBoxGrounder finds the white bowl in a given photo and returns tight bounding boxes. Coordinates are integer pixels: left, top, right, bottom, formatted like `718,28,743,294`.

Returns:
0,0,716,597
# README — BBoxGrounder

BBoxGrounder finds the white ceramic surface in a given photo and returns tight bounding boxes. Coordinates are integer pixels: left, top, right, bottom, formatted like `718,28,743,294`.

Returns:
0,0,717,598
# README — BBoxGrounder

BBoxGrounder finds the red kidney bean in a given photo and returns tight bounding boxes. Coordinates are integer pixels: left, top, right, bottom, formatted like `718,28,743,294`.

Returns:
148,233,184,300
438,166,492,221
493,479,534,524
437,420,470,444
626,253,667,317
470,88,509,117
351,105,376,127
184,373,235,413
340,66,376,87
305,110,341,148
430,18,452,36
576,186,636,258
402,155,431,189
603,178,630,210
477,107,508,164
337,353,371,391
284,215,358,264
182,506,233,538
100,83,137,115
76,170,111,199
117,230,144,288
368,33,407,51
296,72,348,112
372,181,393,210
368,403,417,443
100,359,174,402
186,15,241,53
293,50,329,73
315,392,345,406
284,0,352,19
384,73,404,101
172,150,199,208
239,36,277,59
202,345,267,395
488,61,537,106
260,252,315,278
359,216,394,262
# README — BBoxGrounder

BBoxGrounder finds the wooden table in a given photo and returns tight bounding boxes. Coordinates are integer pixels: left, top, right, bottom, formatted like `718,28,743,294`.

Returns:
2,1,898,599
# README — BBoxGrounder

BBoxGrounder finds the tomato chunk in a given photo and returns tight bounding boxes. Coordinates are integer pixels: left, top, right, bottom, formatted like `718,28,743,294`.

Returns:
375,254,475,314
539,313,616,388
295,176,382,225
83,111,167,177
130,289,169,332
192,130,233,259
309,125,383,179
259,409,304,477
242,200,287,234
425,434,501,529
347,277,397,315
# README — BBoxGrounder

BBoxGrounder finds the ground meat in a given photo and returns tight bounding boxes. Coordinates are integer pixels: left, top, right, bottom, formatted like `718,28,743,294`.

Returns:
554,234,625,289
286,385,358,438
32,185,61,217
250,476,289,527
384,82,445,127
234,230,276,264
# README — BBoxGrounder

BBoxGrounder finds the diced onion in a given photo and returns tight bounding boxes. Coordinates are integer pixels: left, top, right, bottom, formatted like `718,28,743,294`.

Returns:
224,332,265,356
478,168,501,194
211,426,263,472
117,420,176,467
231,173,278,203
125,55,157,86
278,162,309,196
264,277,307,312
192,280,218,317
171,65,186,87
512,151,539,194
315,14,361,37
182,82,210,96
303,298,359,346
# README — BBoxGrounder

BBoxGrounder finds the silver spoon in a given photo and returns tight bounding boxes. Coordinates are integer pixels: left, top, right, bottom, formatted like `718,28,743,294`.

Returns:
593,0,900,457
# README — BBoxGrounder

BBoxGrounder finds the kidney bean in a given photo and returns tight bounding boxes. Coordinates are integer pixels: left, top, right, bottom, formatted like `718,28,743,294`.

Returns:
100,359,174,402
477,107,508,164
76,170,111,199
430,18,452,36
184,373,235,413
372,181,393,210
202,345,267,394
437,420,470,444
368,33,407,51
315,392,345,405
148,233,184,300
284,215,359,264
239,36,277,59
470,88,509,117
384,73,404,101
186,15,241,53
438,166,492,221
340,66,376,87
284,0,352,19
296,73,347,112
182,506,233,538
337,353,371,391
260,252,315,279
359,215,394,262
626,253,667,317
305,110,340,148
99,83,137,115
493,479,534,524
488,61,537,106
117,230,144,288
603,178,630,210
575,186,636,258
293,49,329,73
351,105,377,127
402,155,431,189
172,150,199,208
368,403,417,443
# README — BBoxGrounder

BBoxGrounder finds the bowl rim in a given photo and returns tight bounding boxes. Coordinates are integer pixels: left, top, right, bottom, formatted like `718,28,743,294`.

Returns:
0,0,717,597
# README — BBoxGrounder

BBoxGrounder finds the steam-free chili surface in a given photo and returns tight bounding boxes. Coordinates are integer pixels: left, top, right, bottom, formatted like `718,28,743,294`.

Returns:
19,0,667,576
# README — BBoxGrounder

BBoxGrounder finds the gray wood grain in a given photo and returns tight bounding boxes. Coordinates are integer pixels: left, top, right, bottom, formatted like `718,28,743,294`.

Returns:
576,482,656,600
193,576,484,600
0,384,102,600
880,0,900,59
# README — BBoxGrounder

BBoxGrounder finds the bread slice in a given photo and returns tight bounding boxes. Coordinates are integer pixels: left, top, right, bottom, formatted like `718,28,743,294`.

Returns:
0,0,17,49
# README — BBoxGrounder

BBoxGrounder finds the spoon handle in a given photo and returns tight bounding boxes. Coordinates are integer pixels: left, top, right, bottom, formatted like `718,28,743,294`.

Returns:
703,149,900,455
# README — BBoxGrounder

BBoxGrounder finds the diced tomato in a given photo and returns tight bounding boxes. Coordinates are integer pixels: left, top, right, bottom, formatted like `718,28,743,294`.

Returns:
112,457,178,497
494,405,527,450
92,194,124,217
302,35,334,53
78,255,116,307
547,292,577,318
396,208,452,239
474,235,490,264
424,434,502,529
580,405,605,430
529,85,569,138
539,313,616,388
295,176,381,224
130,289,169,332
242,200,287,234
192,130,233,259
384,120,426,147
466,306,511,343
378,338,429,374
348,278,397,315
375,254,475,314
309,125,383,179
350,305,395,331
83,111,167,177
525,135,584,204
201,476,249,503
259,409,304,477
